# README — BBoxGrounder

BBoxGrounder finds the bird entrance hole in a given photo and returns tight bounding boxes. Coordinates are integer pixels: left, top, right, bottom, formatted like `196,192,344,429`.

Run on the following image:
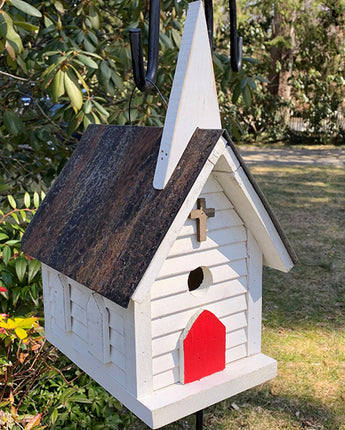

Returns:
188,266,212,294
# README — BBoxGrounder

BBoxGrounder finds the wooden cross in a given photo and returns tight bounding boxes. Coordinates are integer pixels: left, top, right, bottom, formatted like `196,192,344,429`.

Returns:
189,198,215,242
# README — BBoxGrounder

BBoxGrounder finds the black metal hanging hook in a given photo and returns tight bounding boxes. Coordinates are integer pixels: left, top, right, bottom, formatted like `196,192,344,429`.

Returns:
202,0,242,73
204,0,214,51
229,0,243,72
129,0,160,92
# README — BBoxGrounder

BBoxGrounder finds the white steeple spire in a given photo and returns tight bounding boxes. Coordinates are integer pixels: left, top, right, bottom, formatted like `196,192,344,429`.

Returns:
153,0,222,190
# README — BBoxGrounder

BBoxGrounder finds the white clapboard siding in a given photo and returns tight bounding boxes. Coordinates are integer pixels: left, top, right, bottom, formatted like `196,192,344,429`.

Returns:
152,306,247,343
194,191,234,211
152,326,248,391
221,310,247,332
150,173,252,392
70,279,126,373
110,328,125,353
152,331,180,359
109,310,124,334
71,302,87,326
152,324,247,375
226,343,247,363
70,281,89,309
42,265,53,331
152,324,247,367
151,273,189,300
159,243,247,279
70,281,125,332
226,328,247,349
168,226,246,258
86,294,111,364
45,289,53,331
152,305,247,340
152,350,179,375
200,174,223,193
211,260,247,283
104,296,126,320
152,294,247,358
153,366,180,392
178,208,243,237
51,316,126,386
57,274,72,332
110,346,126,371
152,277,247,319
71,317,87,339
151,258,247,301
152,334,247,375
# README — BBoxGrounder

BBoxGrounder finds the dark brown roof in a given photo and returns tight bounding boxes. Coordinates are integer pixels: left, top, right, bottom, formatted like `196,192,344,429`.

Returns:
22,125,223,308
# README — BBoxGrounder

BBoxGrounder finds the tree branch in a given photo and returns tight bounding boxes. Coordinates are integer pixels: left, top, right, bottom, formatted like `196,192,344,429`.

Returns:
0,70,29,82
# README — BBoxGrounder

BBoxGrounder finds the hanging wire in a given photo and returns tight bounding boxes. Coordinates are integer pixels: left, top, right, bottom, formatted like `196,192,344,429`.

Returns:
146,79,168,108
128,85,137,125
128,81,168,125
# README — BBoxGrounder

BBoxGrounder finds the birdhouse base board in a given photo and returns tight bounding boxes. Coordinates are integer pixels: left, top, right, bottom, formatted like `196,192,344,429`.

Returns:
45,324,276,430
141,353,277,428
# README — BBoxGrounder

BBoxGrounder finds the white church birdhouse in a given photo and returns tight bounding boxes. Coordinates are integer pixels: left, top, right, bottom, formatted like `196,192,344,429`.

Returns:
22,2,296,429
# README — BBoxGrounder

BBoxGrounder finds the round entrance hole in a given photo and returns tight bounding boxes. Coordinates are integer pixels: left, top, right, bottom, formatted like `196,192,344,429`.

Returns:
188,266,212,293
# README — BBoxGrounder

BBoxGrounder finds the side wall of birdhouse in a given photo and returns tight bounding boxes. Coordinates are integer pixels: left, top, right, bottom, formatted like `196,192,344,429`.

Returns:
150,173,263,392
41,264,152,405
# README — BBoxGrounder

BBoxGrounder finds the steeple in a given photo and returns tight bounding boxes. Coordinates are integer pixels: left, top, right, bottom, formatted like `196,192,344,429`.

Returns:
153,1,221,190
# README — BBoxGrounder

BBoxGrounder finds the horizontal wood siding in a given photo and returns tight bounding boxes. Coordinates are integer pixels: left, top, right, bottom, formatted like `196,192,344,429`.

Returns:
226,343,247,363
151,175,249,391
152,297,247,357
151,258,247,300
46,270,127,384
178,208,243,238
70,282,126,373
51,317,126,386
152,324,249,391
152,279,247,321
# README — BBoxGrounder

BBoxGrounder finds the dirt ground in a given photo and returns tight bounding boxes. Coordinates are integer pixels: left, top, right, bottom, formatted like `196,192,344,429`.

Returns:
238,146,345,167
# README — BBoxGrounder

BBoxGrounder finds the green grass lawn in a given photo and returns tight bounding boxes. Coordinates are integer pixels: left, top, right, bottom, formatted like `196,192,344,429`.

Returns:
130,165,345,430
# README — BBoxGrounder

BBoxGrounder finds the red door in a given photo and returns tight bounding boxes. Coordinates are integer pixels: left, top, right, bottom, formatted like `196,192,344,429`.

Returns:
181,310,226,384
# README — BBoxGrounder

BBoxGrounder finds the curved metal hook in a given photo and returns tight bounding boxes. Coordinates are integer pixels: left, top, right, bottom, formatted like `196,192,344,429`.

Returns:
204,0,213,51
229,0,243,72
129,0,160,92
203,0,242,73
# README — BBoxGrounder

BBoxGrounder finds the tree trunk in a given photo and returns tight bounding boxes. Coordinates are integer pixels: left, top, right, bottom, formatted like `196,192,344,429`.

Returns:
268,4,296,125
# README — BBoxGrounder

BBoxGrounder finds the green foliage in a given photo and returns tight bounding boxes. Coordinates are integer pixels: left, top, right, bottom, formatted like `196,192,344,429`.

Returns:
0,316,131,429
21,364,132,429
0,192,44,315
239,0,345,143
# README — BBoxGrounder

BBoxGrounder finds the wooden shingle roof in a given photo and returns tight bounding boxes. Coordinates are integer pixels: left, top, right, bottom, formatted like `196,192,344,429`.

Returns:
22,125,223,308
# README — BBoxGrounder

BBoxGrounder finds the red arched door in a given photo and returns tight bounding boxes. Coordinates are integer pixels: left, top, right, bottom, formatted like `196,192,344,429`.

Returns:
181,310,226,384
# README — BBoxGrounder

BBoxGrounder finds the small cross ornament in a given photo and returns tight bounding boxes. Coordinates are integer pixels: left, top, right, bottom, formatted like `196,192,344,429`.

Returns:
189,198,215,242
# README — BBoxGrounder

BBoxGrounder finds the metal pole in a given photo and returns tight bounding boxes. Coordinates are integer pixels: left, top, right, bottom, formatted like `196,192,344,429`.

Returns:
195,409,203,430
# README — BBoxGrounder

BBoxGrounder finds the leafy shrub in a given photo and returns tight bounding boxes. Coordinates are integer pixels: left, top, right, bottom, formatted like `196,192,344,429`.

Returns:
0,313,45,430
0,193,43,316
21,362,132,429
